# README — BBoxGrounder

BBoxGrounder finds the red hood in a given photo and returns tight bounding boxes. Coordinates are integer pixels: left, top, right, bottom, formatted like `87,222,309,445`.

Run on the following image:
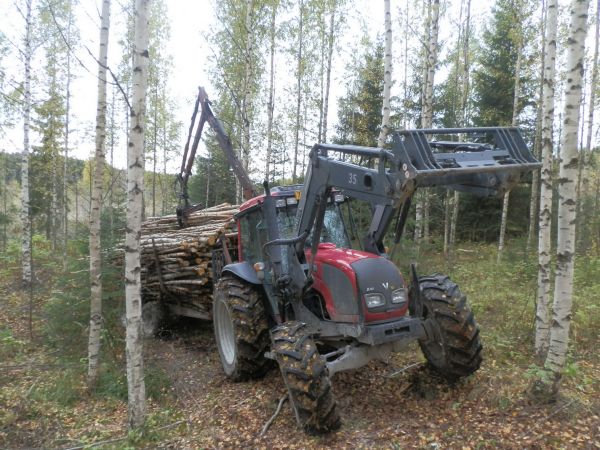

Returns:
307,242,378,269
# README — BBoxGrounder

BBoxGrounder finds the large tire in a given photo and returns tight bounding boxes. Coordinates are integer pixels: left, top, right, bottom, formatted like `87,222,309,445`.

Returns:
213,273,272,381
272,321,341,435
418,274,482,380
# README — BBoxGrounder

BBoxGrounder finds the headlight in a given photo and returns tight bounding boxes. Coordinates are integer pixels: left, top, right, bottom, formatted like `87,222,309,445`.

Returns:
391,288,407,305
365,293,385,309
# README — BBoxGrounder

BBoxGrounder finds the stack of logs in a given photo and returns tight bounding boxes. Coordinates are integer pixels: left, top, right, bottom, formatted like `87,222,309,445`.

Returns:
140,203,239,320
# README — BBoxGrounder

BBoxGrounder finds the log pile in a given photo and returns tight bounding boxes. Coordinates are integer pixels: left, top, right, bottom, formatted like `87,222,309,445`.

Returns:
140,203,239,320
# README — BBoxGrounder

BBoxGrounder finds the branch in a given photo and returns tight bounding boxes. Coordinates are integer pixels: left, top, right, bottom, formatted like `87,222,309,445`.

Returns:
259,394,288,437
44,0,133,114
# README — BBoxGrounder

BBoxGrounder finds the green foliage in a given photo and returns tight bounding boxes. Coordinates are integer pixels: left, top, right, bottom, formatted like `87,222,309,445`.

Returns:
0,328,26,360
472,0,536,127
335,37,384,147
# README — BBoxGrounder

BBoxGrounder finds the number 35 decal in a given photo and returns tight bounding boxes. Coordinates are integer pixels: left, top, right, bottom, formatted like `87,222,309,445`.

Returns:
348,173,357,185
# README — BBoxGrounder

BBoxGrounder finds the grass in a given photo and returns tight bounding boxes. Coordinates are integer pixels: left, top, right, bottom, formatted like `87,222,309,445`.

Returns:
1,234,599,448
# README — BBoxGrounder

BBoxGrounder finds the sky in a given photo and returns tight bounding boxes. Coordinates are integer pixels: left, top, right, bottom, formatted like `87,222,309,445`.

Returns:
1,0,594,176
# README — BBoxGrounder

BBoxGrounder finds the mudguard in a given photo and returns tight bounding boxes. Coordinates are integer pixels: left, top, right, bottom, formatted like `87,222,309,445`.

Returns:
222,261,261,285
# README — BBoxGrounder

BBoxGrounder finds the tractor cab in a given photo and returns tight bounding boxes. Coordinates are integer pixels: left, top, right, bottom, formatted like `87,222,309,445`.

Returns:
235,185,351,266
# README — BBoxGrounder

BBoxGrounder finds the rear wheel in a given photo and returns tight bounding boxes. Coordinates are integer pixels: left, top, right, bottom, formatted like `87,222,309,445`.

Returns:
213,273,272,381
418,274,482,380
272,321,341,435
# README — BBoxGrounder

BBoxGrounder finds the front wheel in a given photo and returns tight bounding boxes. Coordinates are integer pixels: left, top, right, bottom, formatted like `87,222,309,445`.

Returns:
213,273,272,381
417,274,482,380
272,321,341,435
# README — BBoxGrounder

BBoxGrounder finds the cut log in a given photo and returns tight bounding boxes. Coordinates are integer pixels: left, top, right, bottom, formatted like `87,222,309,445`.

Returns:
137,203,240,319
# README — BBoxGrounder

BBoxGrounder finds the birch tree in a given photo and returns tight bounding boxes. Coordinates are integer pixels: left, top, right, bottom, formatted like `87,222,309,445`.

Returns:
292,0,305,183
125,0,150,428
87,0,111,388
265,0,277,180
321,1,338,143
377,0,392,148
415,0,439,245
497,25,523,263
540,0,590,397
535,0,559,359
20,0,33,289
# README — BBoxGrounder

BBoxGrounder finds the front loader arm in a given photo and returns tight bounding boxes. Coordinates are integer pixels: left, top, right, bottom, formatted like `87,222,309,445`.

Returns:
277,127,541,296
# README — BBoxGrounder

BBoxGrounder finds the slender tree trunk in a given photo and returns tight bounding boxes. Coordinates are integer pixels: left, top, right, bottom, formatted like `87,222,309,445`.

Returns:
450,190,459,248
292,0,304,183
125,0,150,429
265,1,277,180
498,46,522,263
152,88,158,217
416,0,439,245
535,0,559,359
2,153,7,253
63,7,73,271
449,0,471,257
578,0,599,251
322,3,335,142
241,0,254,178
377,0,392,148
421,0,439,128
87,0,111,388
526,3,547,254
20,0,33,289
543,0,590,396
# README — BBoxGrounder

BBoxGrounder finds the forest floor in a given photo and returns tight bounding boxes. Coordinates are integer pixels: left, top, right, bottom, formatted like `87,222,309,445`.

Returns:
0,239,599,449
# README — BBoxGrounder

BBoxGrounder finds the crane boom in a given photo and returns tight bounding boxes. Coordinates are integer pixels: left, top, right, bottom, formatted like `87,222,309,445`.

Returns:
175,86,256,227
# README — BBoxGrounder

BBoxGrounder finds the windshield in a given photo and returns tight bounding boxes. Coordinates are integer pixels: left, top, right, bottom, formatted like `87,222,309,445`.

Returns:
276,202,351,249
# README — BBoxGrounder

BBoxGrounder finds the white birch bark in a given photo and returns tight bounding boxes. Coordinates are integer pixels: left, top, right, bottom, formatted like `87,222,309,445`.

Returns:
242,0,253,176
21,0,33,289
526,5,547,254
63,7,73,271
535,0,559,358
377,0,392,148
125,0,150,428
322,4,335,143
292,0,304,183
421,0,439,129
265,1,277,180
416,0,439,245
545,0,590,385
87,0,111,387
498,44,522,263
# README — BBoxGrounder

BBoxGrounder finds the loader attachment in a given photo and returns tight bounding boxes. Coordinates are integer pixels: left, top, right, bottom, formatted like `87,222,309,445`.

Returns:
392,127,541,197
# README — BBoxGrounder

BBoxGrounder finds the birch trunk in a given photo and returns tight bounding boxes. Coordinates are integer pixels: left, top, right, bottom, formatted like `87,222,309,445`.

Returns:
63,7,73,271
241,0,253,176
265,2,277,180
21,0,33,289
449,0,471,257
544,0,590,393
416,0,439,245
535,0,559,359
292,0,304,183
498,46,522,262
322,4,335,142
526,5,547,254
578,0,599,250
87,0,111,388
125,0,150,428
377,0,392,148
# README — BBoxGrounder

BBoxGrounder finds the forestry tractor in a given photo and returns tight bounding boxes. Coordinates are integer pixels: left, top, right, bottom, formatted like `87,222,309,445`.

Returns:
175,87,541,434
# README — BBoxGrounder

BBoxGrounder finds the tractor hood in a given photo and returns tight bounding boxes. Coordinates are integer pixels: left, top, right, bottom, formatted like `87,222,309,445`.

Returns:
307,243,407,323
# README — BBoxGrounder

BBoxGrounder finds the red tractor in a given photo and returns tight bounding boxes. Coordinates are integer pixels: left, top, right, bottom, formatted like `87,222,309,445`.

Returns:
177,89,539,434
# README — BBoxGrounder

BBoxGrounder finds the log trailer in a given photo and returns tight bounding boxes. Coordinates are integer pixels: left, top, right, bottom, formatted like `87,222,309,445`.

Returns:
175,87,540,434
